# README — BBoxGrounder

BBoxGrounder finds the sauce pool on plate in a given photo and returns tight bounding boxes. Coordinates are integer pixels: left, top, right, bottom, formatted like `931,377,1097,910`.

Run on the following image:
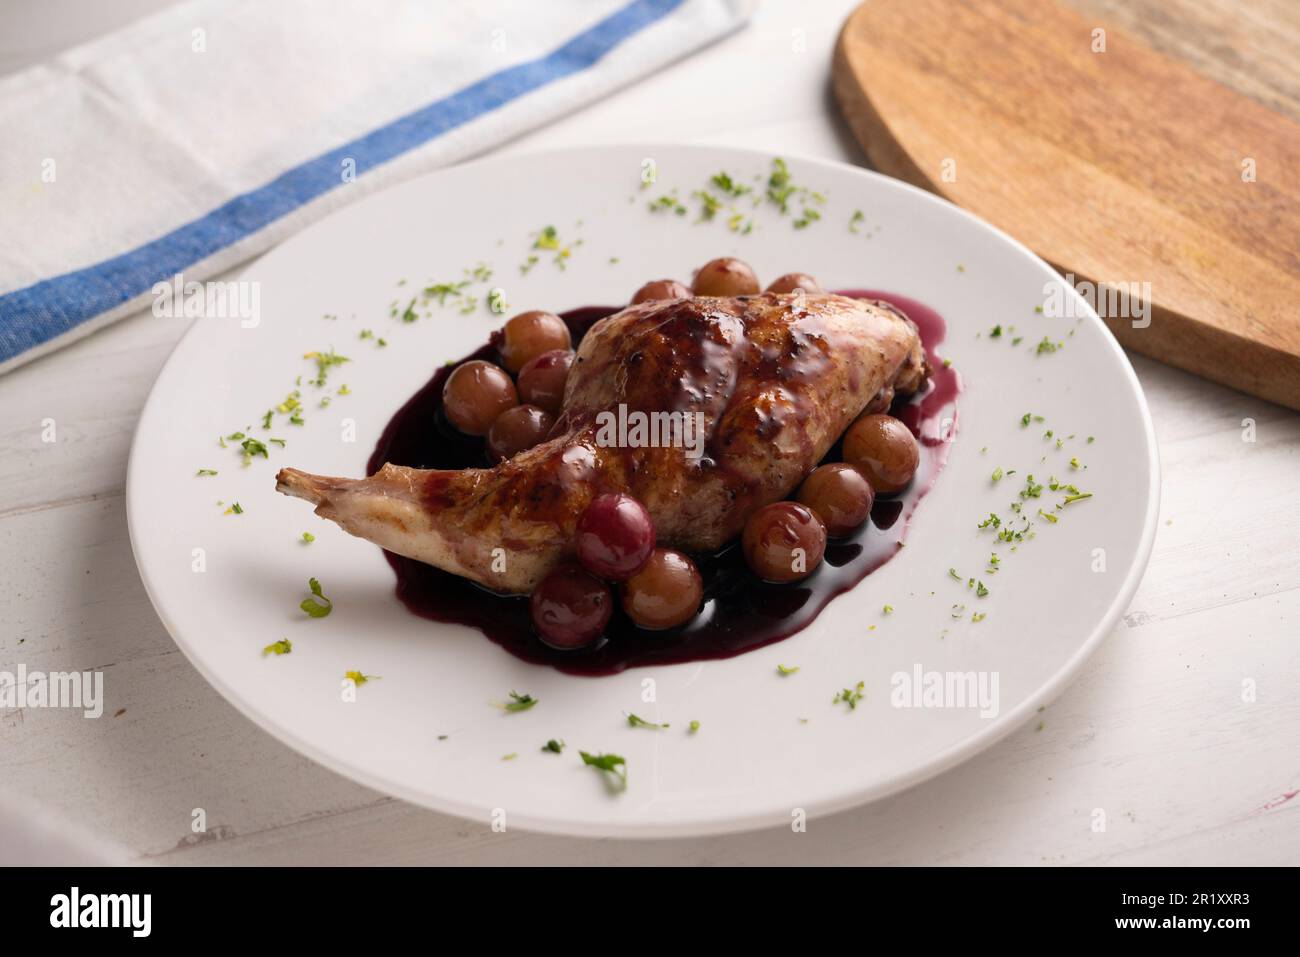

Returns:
367,290,960,675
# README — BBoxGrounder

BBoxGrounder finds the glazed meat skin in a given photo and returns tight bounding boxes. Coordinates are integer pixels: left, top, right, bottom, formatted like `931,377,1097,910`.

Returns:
277,293,928,593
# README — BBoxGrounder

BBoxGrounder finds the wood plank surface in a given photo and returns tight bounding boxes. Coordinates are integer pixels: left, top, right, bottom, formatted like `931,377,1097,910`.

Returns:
833,0,1300,409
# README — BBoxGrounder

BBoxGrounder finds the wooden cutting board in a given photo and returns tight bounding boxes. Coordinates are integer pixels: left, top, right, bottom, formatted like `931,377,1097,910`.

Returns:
832,0,1300,410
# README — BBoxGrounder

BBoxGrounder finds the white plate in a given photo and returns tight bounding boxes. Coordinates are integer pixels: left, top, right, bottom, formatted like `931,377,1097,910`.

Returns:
127,144,1158,837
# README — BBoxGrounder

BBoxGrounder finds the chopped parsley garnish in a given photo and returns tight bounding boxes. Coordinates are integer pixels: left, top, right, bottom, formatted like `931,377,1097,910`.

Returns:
542,739,565,754
833,682,865,710
626,713,669,729
501,752,517,761
991,466,1004,482
304,348,350,386
301,532,315,543
1062,492,1093,505
240,437,268,460
262,637,292,657
228,502,244,515
767,157,795,212
423,280,470,305
345,670,378,686
972,612,987,623
793,207,821,229
649,193,687,216
533,225,560,250
525,231,582,274
400,299,418,323
579,750,628,789
503,691,538,713
1020,413,1045,428
1035,337,1062,355
849,209,866,233
976,581,989,598
777,663,800,676
299,577,333,617
688,720,700,734
990,325,1003,338
693,190,723,221
726,212,753,234
195,468,218,477
710,171,750,197
1019,475,1044,499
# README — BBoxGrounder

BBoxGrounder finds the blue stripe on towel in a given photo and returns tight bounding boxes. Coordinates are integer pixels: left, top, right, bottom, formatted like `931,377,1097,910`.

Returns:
0,0,685,363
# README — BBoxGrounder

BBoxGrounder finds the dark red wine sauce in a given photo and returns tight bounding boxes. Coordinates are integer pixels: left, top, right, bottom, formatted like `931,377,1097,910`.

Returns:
367,290,960,675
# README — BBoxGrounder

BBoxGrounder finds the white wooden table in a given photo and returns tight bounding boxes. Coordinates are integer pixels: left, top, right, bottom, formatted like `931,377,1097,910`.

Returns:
3,0,1297,866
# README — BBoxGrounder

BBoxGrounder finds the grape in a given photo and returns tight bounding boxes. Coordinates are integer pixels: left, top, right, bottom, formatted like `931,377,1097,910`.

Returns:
692,257,760,296
442,360,517,436
796,463,874,536
842,413,919,494
632,279,692,304
500,311,571,373
766,272,822,294
516,348,573,414
575,493,655,580
741,501,826,582
530,563,612,649
486,405,554,461
620,549,703,630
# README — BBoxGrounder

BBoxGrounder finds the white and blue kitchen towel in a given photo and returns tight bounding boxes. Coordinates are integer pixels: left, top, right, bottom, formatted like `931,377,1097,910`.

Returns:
0,0,751,373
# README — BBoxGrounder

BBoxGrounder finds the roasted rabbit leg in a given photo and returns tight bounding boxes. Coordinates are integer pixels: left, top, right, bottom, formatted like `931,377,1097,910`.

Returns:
277,293,928,593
